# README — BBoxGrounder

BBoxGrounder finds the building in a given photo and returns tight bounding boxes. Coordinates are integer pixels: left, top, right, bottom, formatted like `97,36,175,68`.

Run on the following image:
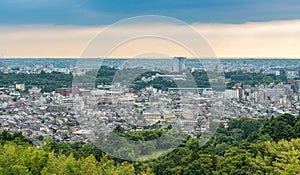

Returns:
279,69,286,77
143,112,162,119
173,57,186,72
46,104,70,112
28,86,41,95
232,84,244,99
15,84,25,91
55,88,79,96
79,89,91,96
295,80,300,93
225,89,239,99
257,90,266,103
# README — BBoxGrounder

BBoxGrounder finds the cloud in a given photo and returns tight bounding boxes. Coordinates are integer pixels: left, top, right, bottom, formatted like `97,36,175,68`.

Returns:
0,20,300,58
0,25,99,58
195,20,300,58
1,0,300,25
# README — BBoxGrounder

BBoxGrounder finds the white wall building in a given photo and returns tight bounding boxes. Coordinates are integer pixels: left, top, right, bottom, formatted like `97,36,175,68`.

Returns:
225,89,239,99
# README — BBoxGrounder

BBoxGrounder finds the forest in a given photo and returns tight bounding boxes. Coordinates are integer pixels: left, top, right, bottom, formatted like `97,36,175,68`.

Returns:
1,113,300,174
0,66,287,92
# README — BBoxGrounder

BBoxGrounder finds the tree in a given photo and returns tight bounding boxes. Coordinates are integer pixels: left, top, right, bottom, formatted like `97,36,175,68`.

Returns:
80,155,99,175
11,165,30,175
20,146,48,175
115,162,135,175
41,152,66,175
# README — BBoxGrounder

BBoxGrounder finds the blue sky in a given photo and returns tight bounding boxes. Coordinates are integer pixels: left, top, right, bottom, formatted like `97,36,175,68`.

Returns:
1,0,300,25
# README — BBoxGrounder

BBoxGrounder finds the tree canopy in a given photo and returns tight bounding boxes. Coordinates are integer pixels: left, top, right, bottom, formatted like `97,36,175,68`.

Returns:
0,113,299,174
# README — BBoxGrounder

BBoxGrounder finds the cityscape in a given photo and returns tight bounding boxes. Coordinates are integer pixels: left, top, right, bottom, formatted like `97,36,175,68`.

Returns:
2,0,300,174
1,58,300,144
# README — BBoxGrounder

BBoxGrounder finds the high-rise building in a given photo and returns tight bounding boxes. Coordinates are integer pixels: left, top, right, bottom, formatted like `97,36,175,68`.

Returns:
257,90,266,103
279,69,286,77
173,57,186,72
295,80,300,93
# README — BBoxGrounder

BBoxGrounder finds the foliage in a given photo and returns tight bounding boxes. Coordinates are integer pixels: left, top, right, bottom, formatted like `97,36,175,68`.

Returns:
225,71,287,88
0,113,300,174
0,71,72,92
0,68,287,93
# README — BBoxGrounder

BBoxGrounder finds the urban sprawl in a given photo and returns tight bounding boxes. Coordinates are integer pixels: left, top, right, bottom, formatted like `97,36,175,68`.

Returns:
1,58,300,145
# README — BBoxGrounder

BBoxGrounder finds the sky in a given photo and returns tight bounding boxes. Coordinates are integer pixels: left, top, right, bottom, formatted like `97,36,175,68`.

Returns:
1,0,300,58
